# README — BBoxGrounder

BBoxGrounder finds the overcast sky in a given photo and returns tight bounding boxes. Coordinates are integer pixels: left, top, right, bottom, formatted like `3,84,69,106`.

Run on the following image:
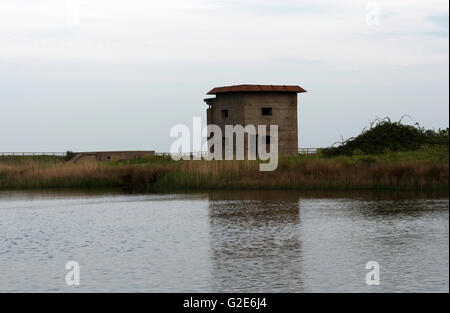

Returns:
0,0,448,152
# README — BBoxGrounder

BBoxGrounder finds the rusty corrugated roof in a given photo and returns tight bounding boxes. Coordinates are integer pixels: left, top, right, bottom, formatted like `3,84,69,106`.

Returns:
207,84,307,95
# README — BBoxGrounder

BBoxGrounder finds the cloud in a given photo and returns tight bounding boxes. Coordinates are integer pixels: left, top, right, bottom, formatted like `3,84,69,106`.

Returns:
0,0,448,68
0,0,448,151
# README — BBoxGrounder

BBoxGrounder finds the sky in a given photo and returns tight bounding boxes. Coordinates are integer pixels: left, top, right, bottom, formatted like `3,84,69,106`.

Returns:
0,0,448,152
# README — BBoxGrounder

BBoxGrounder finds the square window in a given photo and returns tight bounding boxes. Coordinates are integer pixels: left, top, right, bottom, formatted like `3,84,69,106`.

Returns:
221,110,229,118
261,107,272,116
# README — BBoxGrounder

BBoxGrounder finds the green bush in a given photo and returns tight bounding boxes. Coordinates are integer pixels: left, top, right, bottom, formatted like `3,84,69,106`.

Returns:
322,117,449,157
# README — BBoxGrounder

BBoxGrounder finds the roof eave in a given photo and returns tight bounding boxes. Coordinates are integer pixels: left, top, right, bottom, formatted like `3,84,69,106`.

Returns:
207,85,307,95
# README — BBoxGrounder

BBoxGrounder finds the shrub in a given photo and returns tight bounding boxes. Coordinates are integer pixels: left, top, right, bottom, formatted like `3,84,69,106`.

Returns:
322,117,449,157
65,151,76,161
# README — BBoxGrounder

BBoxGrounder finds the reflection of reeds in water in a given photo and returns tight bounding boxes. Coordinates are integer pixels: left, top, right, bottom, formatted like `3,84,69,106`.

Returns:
0,157,448,191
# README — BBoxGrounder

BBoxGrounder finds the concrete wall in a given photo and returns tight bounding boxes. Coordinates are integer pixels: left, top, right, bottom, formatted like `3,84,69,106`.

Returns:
206,92,298,156
242,92,298,156
71,151,155,163
207,93,246,131
206,93,246,156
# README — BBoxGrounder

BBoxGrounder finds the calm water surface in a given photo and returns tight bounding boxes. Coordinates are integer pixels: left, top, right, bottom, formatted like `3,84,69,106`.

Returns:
0,190,448,292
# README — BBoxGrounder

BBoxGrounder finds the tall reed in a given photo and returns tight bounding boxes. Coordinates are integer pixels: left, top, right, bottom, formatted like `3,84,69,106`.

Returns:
0,154,448,191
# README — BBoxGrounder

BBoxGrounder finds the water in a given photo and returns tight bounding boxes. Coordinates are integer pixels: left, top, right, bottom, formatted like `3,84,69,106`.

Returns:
0,190,448,292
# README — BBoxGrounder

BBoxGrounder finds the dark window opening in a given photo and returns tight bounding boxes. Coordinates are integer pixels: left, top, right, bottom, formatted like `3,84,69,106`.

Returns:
221,109,229,118
261,107,272,116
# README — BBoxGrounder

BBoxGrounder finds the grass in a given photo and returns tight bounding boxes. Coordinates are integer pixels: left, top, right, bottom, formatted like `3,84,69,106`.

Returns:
0,145,448,192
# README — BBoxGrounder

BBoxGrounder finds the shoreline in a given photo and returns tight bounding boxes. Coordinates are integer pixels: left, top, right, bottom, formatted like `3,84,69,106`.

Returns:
1,187,448,200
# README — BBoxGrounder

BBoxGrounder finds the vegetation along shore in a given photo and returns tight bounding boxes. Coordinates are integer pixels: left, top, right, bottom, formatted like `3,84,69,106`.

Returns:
0,119,448,192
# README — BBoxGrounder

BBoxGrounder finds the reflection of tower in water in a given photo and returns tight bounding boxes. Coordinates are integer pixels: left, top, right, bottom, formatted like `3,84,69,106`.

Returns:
207,190,304,292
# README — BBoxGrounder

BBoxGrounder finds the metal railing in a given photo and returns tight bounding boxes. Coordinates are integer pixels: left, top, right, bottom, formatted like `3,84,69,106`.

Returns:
155,152,208,158
0,152,67,156
157,149,320,157
1,148,320,158
298,148,319,155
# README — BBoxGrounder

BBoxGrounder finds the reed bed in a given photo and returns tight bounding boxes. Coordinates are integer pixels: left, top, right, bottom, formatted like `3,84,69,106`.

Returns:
154,159,448,191
0,154,448,192
0,158,169,190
